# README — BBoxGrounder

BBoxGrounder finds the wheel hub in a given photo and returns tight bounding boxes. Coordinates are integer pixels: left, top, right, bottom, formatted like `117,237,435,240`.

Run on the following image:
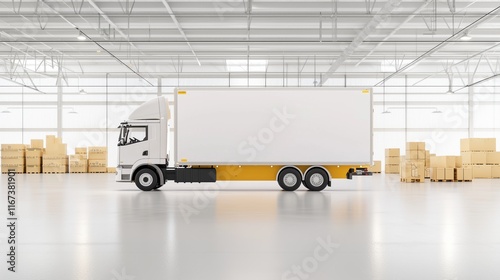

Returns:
139,173,153,187
283,173,298,187
310,173,324,187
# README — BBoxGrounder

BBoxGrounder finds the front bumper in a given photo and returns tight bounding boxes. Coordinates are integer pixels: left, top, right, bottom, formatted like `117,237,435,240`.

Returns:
115,166,133,182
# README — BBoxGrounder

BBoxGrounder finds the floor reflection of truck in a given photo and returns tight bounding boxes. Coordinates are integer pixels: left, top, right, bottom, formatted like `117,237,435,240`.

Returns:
116,87,373,191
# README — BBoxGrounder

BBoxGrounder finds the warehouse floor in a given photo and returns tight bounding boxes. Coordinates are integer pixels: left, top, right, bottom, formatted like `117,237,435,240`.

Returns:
1,173,500,280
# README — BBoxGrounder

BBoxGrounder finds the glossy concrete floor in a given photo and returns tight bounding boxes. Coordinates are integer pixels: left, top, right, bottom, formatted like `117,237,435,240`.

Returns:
1,173,500,280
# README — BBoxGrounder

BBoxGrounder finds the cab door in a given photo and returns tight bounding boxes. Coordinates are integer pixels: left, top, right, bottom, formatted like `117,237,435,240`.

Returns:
118,125,150,167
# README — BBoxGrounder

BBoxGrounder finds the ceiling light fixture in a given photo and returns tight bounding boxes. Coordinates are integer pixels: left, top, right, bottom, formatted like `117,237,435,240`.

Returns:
1,109,11,114
382,110,391,114
432,110,442,114
77,31,87,41
460,32,472,41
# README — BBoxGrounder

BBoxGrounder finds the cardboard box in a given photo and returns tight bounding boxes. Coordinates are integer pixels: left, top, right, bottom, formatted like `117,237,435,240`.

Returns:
401,160,425,181
385,156,400,165
486,152,500,165
69,154,87,161
455,156,463,168
425,167,431,178
70,158,87,165
70,164,87,173
88,166,107,173
385,164,400,174
461,152,486,165
430,156,456,168
1,164,24,173
472,165,492,179
368,161,382,173
461,138,496,152
425,151,431,167
26,165,41,173
26,149,42,166
1,157,25,165
406,142,425,151
406,150,426,160
492,166,500,178
385,148,400,157
431,167,445,181
43,165,68,173
43,155,68,166
46,143,67,155
1,144,26,151
107,167,117,173
88,147,107,160
88,159,107,167
46,135,56,145
445,168,454,180
30,139,44,149
75,147,87,155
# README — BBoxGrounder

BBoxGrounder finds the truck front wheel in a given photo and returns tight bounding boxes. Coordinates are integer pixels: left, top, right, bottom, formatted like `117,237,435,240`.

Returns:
277,168,302,191
135,168,159,191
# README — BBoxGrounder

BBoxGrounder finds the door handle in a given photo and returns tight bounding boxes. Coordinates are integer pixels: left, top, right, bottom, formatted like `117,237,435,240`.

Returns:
142,150,148,156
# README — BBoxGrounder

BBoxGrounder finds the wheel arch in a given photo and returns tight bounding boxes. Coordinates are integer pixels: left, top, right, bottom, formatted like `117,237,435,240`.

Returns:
132,164,164,184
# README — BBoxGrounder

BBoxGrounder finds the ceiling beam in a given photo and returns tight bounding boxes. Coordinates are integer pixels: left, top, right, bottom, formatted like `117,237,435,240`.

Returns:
355,0,432,67
320,0,404,85
160,0,201,66
374,4,500,87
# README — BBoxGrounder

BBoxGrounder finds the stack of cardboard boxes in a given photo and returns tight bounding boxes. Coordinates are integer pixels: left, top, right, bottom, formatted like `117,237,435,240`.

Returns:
69,147,88,173
42,135,68,173
429,155,472,182
430,156,456,181
461,138,500,179
385,148,400,174
88,147,107,173
454,156,473,181
424,151,432,178
1,144,26,173
26,139,44,173
368,161,382,173
400,142,426,182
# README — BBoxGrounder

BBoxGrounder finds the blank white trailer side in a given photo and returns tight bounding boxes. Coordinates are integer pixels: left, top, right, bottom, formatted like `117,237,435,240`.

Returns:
175,87,372,165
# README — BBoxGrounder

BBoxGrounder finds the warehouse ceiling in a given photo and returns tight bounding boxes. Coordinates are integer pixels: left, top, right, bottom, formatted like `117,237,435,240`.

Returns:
0,0,500,89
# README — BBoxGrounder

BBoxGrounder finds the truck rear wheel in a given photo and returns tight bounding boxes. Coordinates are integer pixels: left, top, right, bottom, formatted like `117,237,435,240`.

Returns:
304,168,329,191
277,168,302,191
135,168,159,191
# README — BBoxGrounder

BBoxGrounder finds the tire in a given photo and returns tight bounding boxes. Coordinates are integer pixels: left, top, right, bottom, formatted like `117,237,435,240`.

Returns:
304,168,329,191
277,167,302,191
135,168,159,191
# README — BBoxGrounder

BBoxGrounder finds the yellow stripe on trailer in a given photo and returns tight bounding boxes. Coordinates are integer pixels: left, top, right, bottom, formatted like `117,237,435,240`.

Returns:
205,165,368,181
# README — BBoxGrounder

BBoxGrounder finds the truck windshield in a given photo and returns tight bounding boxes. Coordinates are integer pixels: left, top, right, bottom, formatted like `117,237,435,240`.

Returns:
118,125,148,146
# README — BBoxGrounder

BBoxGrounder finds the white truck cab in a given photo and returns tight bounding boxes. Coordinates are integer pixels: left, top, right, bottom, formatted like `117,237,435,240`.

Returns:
116,97,171,189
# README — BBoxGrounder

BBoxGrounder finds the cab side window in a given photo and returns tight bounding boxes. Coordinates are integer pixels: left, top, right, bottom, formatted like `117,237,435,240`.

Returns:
127,126,148,144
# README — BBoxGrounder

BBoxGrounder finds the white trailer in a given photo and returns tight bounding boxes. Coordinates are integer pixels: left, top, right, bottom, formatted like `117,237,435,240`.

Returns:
116,87,373,191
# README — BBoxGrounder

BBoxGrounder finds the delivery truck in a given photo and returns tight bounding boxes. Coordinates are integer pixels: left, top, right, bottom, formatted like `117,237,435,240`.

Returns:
116,87,373,191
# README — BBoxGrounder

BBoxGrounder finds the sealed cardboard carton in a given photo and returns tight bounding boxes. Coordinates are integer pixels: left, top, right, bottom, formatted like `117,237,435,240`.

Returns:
472,165,492,179
461,152,486,165
430,156,456,168
385,148,400,157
